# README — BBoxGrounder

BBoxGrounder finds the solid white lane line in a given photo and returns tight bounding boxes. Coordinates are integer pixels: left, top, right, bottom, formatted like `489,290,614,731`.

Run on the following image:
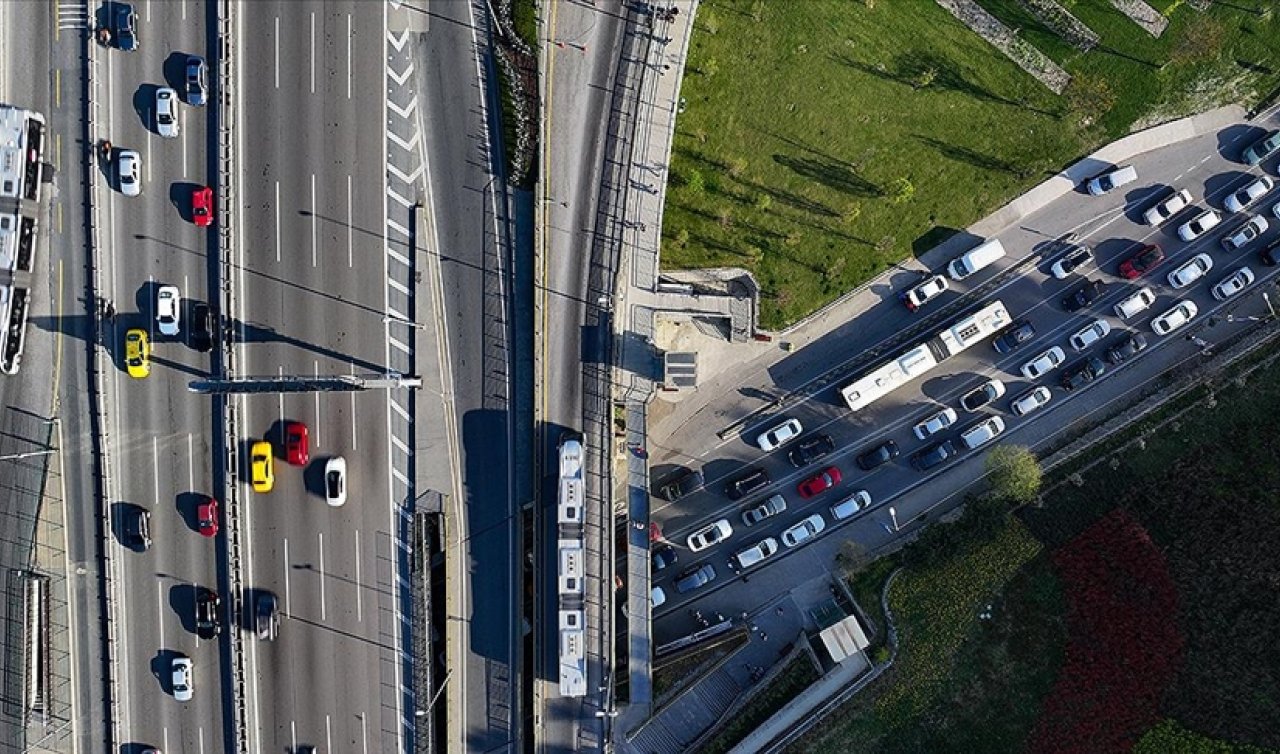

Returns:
355,530,362,621
187,433,194,493
318,532,327,620
181,0,186,20
198,727,205,754
361,714,368,754
163,729,170,754
313,361,321,446
155,581,164,649
347,174,354,268
193,581,201,649
310,12,316,94
291,720,298,754
278,366,285,427
274,16,280,88
152,437,160,506
347,14,353,99
311,173,318,268
182,139,188,177
275,181,281,263
326,714,333,754
283,538,292,616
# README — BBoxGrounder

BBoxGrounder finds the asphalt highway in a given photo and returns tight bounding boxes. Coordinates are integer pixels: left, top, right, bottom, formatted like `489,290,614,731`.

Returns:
234,2,405,752
650,112,1280,628
92,2,226,751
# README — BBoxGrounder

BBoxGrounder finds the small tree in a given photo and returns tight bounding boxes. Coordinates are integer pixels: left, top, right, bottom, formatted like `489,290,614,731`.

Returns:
985,445,1042,506
911,66,938,90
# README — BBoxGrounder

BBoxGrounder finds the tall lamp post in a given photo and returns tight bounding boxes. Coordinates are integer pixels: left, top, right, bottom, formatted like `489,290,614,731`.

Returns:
889,506,901,533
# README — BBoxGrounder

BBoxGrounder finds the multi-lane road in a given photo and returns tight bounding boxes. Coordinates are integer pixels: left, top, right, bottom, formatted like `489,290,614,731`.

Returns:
650,112,1280,629
95,2,225,751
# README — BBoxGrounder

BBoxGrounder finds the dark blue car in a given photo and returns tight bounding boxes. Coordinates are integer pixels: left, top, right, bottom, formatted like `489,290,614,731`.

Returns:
114,3,138,51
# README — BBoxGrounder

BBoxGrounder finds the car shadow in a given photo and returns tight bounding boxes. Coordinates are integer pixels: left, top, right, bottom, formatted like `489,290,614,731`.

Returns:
169,181,202,224
131,83,160,136
168,583,199,635
1217,123,1269,163
150,648,181,696
1204,170,1257,209
175,491,203,536
1122,183,1174,224
110,502,145,552
162,52,189,92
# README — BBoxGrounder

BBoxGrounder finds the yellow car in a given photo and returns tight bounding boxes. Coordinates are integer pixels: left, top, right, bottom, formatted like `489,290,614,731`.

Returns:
250,441,275,493
125,329,150,378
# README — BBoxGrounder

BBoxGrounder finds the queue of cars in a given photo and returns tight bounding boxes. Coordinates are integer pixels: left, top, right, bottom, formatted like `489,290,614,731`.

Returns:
652,126,1280,611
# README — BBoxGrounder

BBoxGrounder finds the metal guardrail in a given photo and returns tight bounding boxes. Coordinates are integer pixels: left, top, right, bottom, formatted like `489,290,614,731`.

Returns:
214,2,250,752
82,3,123,749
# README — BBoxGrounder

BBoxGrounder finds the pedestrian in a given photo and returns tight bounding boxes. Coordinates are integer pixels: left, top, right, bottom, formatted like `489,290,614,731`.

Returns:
760,632,769,642
776,606,784,616
749,623,758,632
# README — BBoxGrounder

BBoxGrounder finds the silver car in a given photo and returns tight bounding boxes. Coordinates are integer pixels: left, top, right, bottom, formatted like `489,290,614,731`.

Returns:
1211,267,1255,301
1177,209,1221,242
117,149,142,196
781,514,826,548
1151,301,1198,336
1167,253,1213,289
1020,346,1065,380
1142,188,1192,226
155,87,179,138
687,519,733,552
912,406,957,440
1069,318,1111,352
1010,386,1052,416
1224,176,1274,213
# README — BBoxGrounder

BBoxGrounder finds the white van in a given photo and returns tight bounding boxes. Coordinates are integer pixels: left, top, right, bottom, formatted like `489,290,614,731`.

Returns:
1087,165,1138,196
948,239,1006,281
733,537,779,569
651,587,666,607
830,490,871,521
1113,287,1156,319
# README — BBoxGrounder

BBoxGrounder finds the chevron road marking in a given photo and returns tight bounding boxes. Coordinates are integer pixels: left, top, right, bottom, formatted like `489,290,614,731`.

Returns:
388,95,417,118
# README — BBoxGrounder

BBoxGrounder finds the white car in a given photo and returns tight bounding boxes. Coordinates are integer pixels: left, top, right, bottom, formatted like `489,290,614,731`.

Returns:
960,416,1005,450
1221,215,1268,252
1010,386,1052,416
687,519,733,552
756,418,802,451
1143,188,1192,225
1167,253,1213,289
155,87,180,138
912,406,957,440
1212,266,1255,301
117,149,142,196
1224,176,1274,213
1113,287,1156,320
1151,300,1198,336
1020,346,1066,380
324,456,347,507
902,274,948,311
172,657,193,702
156,285,181,336
1177,209,1221,242
1050,244,1094,279
1069,318,1111,352
781,514,826,548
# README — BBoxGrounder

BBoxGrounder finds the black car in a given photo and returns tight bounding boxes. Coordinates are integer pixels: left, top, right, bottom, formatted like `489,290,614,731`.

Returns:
123,505,151,550
195,588,221,637
1062,279,1105,312
992,319,1035,354
1106,333,1148,364
960,380,1005,412
787,434,835,467
661,469,704,502
113,3,138,51
1061,356,1106,391
674,564,716,594
256,591,279,641
1261,240,1280,267
911,440,956,471
856,440,900,471
190,302,213,352
651,544,678,572
185,55,208,106
725,468,770,500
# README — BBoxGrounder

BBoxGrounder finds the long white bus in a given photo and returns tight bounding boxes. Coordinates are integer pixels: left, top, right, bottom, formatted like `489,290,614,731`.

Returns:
840,301,1012,412
0,105,46,202
556,435,588,697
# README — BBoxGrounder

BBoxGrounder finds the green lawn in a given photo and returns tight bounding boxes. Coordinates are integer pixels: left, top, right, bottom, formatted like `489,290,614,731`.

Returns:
667,0,1280,327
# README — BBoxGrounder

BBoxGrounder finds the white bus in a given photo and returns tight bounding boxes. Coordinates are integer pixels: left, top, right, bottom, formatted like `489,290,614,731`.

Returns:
840,301,1012,412
0,105,46,202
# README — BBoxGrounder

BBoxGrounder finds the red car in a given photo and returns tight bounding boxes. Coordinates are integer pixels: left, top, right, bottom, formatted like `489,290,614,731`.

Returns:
284,421,309,466
197,497,219,537
191,185,213,227
797,466,842,499
1118,244,1164,279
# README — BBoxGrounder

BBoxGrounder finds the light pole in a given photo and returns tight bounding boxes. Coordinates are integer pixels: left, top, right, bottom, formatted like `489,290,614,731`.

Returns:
1227,314,1261,323
888,506,901,532
383,314,427,330
1264,291,1276,319
0,449,56,462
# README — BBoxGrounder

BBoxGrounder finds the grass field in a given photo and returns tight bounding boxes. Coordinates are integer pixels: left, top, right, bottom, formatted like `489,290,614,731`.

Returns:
666,0,1280,327
787,347,1280,752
